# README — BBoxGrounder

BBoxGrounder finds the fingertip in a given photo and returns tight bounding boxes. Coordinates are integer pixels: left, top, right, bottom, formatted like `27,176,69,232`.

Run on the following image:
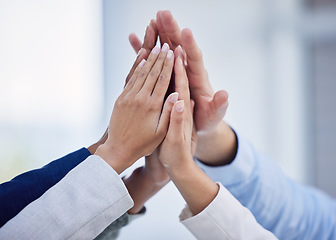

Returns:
129,33,139,44
129,33,142,53
161,10,172,19
129,33,135,41
215,90,229,102
138,59,146,68
168,92,179,104
174,45,183,59
181,28,193,41
174,100,184,113
214,90,229,110
150,19,156,26
156,10,163,20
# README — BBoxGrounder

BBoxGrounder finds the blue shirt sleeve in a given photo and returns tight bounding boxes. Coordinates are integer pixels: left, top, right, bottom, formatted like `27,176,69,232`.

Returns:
0,148,91,227
195,132,336,240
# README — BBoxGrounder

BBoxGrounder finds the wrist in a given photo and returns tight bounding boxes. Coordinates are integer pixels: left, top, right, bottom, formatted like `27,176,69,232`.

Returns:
163,154,195,179
142,165,170,187
195,121,237,166
87,129,108,154
94,143,132,174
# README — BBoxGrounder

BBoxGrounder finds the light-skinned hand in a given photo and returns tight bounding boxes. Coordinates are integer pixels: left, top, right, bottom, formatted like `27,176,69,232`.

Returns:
95,44,177,174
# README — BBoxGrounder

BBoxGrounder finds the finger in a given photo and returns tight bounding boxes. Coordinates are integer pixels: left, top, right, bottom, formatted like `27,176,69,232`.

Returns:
151,49,174,99
174,45,188,66
123,58,147,94
174,45,184,59
160,10,182,49
130,45,162,93
125,48,149,87
156,92,179,134
156,11,172,47
210,90,229,119
166,100,185,139
143,20,158,51
129,33,142,53
141,43,171,95
174,56,190,102
181,28,206,78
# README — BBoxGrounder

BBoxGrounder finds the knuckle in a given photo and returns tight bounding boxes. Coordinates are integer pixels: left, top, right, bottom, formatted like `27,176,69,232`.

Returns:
158,74,168,82
175,116,183,125
134,94,146,104
119,96,133,106
138,70,147,79
149,68,160,78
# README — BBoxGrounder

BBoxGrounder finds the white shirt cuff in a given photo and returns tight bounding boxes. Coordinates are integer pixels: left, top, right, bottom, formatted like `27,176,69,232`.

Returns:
179,183,277,240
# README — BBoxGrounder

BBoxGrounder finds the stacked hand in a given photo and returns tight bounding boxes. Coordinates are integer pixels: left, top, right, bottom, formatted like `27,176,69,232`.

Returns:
129,11,237,166
95,43,176,174
89,10,238,214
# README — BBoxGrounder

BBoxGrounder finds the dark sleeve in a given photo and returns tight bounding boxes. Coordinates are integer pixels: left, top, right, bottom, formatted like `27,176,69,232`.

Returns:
0,148,91,227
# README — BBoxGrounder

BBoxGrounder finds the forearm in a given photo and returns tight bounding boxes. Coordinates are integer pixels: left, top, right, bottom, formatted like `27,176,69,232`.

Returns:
195,120,237,166
198,133,336,240
166,160,219,216
124,166,168,214
0,148,91,228
0,155,133,239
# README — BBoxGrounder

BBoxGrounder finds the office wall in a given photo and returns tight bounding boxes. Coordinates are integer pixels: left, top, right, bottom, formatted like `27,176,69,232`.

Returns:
0,0,104,181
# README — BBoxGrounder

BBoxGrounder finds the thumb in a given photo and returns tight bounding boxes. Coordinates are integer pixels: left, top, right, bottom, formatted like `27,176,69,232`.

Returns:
211,90,229,119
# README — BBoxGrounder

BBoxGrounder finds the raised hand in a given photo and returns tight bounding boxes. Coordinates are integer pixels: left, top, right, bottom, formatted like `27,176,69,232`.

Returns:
158,56,218,216
95,44,176,174
159,55,194,168
129,12,228,132
129,11,236,165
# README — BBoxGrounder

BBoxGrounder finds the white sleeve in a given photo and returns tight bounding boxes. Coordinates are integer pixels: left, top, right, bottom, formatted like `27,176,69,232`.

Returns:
179,183,277,240
0,155,134,240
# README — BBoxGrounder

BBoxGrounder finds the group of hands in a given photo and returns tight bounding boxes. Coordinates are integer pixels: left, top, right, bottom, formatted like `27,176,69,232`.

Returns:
89,11,237,216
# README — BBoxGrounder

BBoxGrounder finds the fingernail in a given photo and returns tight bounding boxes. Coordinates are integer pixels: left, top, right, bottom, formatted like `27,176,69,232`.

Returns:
161,43,169,53
167,50,174,59
139,59,146,67
177,56,183,65
137,48,145,56
151,46,160,55
175,100,184,112
169,92,179,103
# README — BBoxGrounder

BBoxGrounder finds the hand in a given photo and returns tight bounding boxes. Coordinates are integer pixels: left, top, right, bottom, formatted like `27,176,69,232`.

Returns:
159,56,194,169
129,11,228,133
88,20,160,154
130,11,236,166
96,44,176,174
129,19,158,54
123,151,170,215
158,57,217,216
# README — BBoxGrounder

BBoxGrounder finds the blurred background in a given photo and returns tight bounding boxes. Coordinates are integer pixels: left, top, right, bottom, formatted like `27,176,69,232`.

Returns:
1,0,336,239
